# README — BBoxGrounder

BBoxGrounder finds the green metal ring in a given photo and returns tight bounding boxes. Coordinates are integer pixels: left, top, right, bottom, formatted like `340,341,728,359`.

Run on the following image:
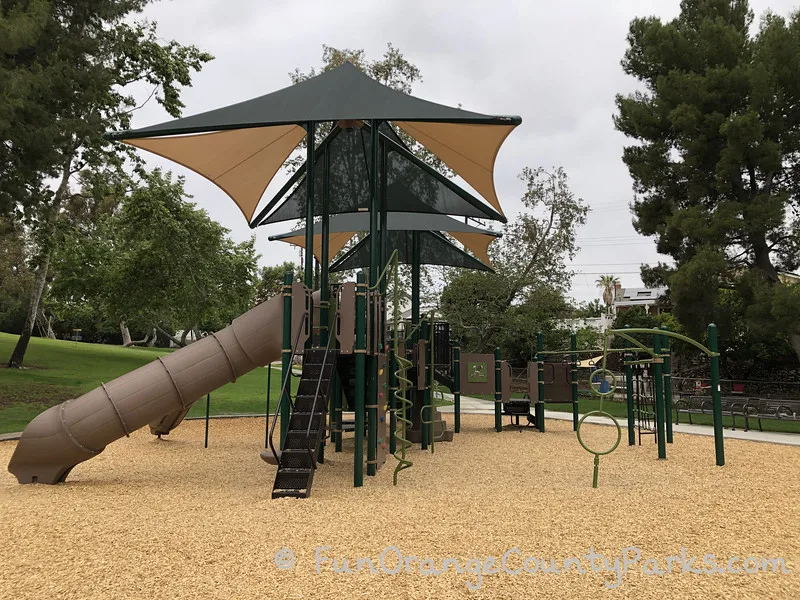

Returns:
589,368,616,398
576,411,622,456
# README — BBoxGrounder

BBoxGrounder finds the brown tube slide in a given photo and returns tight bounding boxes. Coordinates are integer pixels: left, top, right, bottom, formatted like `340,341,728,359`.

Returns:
7,294,284,484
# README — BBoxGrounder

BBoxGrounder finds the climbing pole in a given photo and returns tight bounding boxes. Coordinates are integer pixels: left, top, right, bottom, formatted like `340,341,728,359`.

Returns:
389,273,419,483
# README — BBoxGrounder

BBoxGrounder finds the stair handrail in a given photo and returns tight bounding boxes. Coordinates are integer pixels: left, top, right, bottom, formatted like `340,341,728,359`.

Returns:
268,311,310,465
304,324,338,466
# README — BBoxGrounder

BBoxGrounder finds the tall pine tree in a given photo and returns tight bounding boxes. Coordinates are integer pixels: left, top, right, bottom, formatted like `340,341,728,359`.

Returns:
614,0,800,362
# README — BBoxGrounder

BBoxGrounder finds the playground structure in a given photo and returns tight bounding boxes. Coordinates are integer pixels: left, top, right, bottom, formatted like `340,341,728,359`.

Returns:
5,62,730,496
532,325,727,487
6,63,524,495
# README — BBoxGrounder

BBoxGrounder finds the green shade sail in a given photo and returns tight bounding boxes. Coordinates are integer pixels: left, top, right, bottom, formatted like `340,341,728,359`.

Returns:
330,231,493,273
268,211,500,267
254,122,505,226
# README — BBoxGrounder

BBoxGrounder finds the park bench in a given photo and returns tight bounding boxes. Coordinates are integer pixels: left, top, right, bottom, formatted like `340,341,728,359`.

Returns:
503,399,535,428
674,395,748,430
743,399,800,432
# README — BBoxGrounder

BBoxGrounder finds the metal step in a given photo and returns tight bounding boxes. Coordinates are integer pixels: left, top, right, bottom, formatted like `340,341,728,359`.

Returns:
289,411,325,431
303,348,338,364
269,348,337,500
297,379,332,397
293,393,328,413
283,430,321,450
278,449,316,469
272,489,310,499
302,362,336,380
273,468,313,491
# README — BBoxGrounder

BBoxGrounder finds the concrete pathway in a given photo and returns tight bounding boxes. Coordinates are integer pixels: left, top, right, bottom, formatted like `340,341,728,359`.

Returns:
437,394,800,447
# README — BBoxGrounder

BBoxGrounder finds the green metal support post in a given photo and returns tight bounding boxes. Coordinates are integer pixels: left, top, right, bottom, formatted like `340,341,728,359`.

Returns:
494,347,502,432
204,393,210,448
537,332,545,432
264,364,271,448
453,344,461,434
303,122,315,320
653,334,666,459
420,318,430,450
333,375,342,452
354,272,366,487
280,271,293,450
410,231,421,447
317,138,331,465
366,119,381,478
379,139,388,297
320,144,330,346
708,323,725,466
625,349,635,446
570,333,578,431
662,326,673,444
411,232,420,339
427,317,434,451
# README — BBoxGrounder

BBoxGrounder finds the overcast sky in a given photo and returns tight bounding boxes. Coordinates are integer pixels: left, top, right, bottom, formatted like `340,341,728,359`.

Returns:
129,0,798,305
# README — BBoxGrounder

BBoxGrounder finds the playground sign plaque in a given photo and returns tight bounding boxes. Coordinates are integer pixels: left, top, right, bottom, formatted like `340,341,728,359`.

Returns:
467,362,488,383
459,354,496,396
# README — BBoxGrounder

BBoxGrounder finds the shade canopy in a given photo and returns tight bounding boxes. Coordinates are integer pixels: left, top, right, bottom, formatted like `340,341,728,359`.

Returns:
330,231,492,273
269,212,500,266
255,122,505,227
108,62,520,221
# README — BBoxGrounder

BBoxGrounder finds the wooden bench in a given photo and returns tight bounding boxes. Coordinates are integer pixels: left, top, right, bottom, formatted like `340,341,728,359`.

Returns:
743,399,800,432
674,395,748,430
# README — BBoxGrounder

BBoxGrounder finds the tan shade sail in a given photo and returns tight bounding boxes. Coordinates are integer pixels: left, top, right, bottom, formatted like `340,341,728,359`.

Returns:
109,63,521,224
276,231,355,263
124,124,306,221
395,121,517,216
448,231,496,266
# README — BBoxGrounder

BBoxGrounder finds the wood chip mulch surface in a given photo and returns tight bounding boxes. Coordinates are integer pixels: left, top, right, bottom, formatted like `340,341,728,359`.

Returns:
1,415,798,599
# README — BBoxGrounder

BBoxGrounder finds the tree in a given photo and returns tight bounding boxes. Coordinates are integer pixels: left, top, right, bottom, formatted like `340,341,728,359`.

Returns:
572,299,604,318
595,275,619,313
254,262,304,305
49,170,258,346
614,0,800,362
0,216,32,333
441,166,588,356
3,0,213,366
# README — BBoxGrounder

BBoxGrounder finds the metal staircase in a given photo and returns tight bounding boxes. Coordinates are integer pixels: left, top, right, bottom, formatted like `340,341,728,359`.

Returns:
270,346,338,499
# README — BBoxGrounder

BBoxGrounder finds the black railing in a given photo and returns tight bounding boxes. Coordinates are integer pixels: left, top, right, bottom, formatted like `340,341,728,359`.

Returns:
268,312,309,465
433,322,450,366
305,328,338,468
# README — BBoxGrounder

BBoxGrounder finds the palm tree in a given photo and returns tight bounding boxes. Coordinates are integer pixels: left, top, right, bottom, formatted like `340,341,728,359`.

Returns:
596,275,620,314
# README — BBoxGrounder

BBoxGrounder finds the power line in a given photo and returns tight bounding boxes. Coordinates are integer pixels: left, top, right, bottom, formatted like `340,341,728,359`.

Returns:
571,271,643,275
569,262,666,266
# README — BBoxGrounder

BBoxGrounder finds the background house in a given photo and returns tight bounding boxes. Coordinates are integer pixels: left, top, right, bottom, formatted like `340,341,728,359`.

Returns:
612,285,668,316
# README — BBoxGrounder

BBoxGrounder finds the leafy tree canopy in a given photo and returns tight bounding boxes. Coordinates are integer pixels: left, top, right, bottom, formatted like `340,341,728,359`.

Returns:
49,169,258,340
614,0,800,362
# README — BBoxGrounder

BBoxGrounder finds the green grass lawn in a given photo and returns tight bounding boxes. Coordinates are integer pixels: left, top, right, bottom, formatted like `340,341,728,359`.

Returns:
0,332,298,434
